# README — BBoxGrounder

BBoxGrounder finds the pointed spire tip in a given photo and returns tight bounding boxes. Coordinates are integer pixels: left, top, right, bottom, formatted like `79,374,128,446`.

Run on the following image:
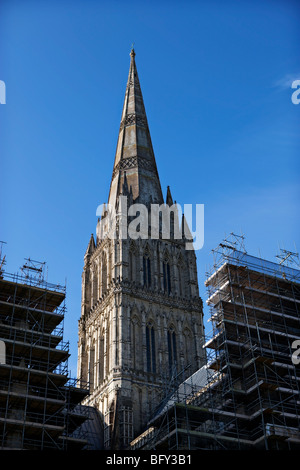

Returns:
130,44,136,59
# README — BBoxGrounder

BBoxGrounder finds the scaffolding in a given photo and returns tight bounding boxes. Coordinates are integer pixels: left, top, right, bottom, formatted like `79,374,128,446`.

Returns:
0,252,90,450
130,234,300,450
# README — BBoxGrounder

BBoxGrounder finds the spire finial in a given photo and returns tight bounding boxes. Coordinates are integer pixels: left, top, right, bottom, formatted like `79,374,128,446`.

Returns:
130,43,135,58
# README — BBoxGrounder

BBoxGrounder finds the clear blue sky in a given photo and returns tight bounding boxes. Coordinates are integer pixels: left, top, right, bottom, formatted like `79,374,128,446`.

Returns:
1,0,299,377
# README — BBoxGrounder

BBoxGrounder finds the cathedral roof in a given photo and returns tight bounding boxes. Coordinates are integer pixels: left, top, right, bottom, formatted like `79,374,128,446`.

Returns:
107,48,164,208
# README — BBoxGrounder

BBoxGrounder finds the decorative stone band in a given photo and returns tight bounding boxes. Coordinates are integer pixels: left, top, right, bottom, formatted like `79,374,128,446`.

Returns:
112,155,156,180
127,77,141,89
120,113,147,130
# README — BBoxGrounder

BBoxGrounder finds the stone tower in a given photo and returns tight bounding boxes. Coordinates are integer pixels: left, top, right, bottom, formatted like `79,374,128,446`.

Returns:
77,49,206,449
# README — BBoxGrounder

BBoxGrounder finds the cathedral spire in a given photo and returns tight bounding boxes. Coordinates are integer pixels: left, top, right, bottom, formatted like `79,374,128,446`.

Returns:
108,49,164,209
84,233,95,262
78,48,205,451
166,186,173,206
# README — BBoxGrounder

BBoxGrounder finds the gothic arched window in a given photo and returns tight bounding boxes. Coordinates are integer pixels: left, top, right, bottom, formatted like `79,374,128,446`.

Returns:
163,254,171,294
129,242,137,282
105,325,110,377
99,331,105,383
92,263,98,305
177,257,185,297
143,248,151,287
167,327,177,375
183,328,192,368
146,321,156,373
131,315,142,370
102,253,107,295
108,248,112,285
89,344,95,392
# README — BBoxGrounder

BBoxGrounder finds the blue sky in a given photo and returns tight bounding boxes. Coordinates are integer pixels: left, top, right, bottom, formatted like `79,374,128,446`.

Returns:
1,0,299,376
